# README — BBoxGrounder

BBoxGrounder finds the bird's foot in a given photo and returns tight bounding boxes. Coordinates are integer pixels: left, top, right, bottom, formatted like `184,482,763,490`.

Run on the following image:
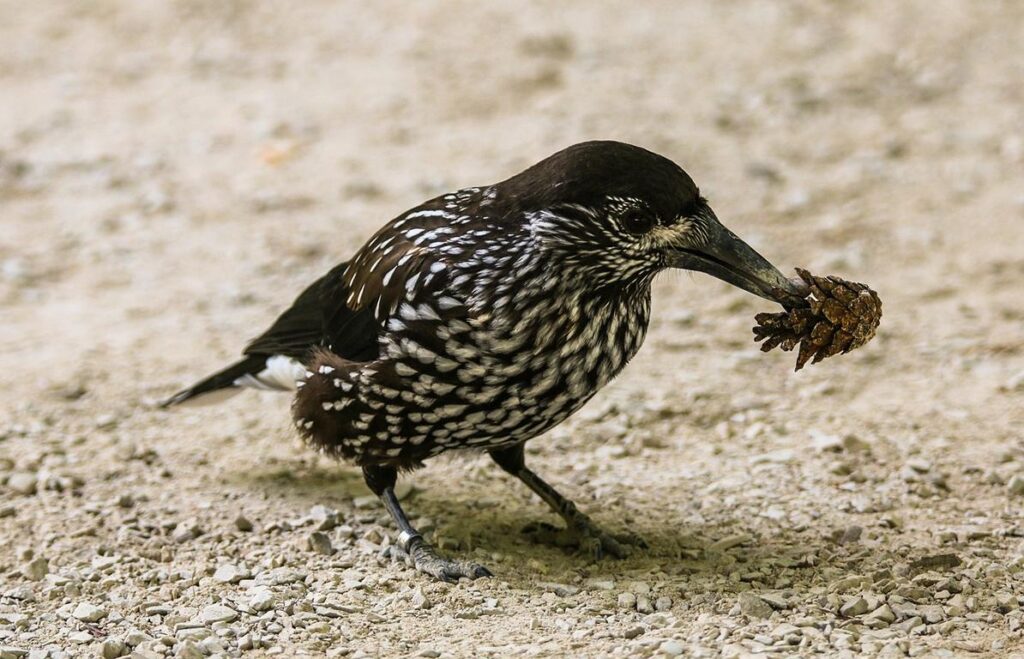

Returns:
383,538,493,583
523,519,646,560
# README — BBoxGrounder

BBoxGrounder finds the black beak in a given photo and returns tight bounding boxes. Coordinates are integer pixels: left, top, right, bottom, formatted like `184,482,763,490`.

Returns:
667,213,805,306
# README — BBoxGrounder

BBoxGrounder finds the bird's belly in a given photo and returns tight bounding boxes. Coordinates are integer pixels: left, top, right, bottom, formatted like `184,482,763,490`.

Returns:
337,321,644,464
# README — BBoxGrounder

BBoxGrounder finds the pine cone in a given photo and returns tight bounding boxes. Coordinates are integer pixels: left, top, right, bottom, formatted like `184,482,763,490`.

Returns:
753,268,882,371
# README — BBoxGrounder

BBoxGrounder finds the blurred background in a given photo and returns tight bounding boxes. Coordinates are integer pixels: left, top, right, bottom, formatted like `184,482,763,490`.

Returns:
2,1,1023,656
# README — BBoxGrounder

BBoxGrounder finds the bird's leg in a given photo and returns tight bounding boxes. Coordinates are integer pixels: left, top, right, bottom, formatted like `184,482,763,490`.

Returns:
362,465,492,582
489,444,644,560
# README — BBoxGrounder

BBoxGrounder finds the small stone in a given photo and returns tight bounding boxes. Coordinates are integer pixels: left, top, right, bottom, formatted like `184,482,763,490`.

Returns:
309,505,339,531
1008,475,1024,496
234,514,254,532
22,557,47,581
623,626,644,639
636,596,654,614
539,582,579,597
68,631,93,644
409,588,431,610
72,602,108,622
585,578,616,591
0,648,28,659
708,534,751,552
172,520,202,543
811,430,843,452
126,630,154,647
760,593,790,610
6,473,36,495
909,553,962,573
834,525,863,544
738,592,773,619
352,495,378,509
995,592,1019,613
213,564,249,584
865,604,896,625
906,458,932,473
617,592,637,610
655,596,672,611
200,604,238,624
658,639,685,656
946,594,967,616
101,638,127,658
918,604,945,623
176,640,204,659
840,595,869,617
308,531,334,555
249,587,276,612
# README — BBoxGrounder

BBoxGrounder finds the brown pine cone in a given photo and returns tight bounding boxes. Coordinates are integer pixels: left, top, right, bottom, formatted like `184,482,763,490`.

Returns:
753,268,882,371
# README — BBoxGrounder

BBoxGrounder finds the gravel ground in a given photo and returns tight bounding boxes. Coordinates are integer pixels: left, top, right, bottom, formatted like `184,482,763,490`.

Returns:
3,1,1024,657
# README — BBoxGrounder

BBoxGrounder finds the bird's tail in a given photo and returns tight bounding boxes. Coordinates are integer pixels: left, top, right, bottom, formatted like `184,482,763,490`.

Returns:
161,354,306,408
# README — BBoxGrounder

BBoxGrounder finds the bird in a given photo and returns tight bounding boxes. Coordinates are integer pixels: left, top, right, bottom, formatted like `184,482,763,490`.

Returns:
164,140,803,581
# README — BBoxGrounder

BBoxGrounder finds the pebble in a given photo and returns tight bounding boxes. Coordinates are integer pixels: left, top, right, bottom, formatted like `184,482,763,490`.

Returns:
409,588,432,610
617,593,637,610
6,473,37,495
539,582,580,597
865,604,896,626
840,596,869,617
249,587,276,612
126,630,154,646
172,520,202,543
309,531,334,555
658,639,685,656
234,514,254,532
0,648,27,659
909,553,962,572
709,534,751,552
22,557,47,581
310,505,340,531
352,495,378,509
68,631,92,644
72,602,107,622
176,640,204,659
200,604,238,624
101,638,127,658
213,564,249,584
1008,474,1024,496
623,626,644,639
737,592,773,619
833,525,863,545
918,605,945,623
759,593,790,610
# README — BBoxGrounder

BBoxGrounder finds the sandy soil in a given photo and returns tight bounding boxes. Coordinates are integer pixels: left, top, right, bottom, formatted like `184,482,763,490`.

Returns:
2,1,1024,657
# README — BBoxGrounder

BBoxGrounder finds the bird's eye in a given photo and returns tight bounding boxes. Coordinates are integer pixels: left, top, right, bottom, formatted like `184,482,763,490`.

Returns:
621,210,656,235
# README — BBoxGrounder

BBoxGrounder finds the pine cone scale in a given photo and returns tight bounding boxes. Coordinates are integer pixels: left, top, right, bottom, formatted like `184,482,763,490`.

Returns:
753,268,882,371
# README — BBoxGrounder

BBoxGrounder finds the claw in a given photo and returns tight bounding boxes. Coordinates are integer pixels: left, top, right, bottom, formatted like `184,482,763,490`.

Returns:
522,519,644,560
384,538,493,582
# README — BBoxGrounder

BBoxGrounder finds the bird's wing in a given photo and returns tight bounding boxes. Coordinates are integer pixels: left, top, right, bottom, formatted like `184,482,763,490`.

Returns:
320,193,481,353
242,261,355,360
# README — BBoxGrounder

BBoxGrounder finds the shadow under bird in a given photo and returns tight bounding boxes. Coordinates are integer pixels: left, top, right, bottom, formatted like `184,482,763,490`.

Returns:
164,141,804,581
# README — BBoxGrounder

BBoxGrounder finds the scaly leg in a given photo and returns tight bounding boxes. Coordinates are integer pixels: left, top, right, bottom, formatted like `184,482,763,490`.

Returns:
362,465,492,582
489,444,645,559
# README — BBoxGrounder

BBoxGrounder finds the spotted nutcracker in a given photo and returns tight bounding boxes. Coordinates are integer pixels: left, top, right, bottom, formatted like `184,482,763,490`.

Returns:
164,141,806,581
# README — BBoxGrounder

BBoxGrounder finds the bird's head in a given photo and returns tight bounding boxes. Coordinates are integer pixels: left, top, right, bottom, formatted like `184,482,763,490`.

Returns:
508,141,803,304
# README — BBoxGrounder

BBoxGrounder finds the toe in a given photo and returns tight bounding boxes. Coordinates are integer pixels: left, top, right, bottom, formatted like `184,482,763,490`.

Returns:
471,564,494,578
